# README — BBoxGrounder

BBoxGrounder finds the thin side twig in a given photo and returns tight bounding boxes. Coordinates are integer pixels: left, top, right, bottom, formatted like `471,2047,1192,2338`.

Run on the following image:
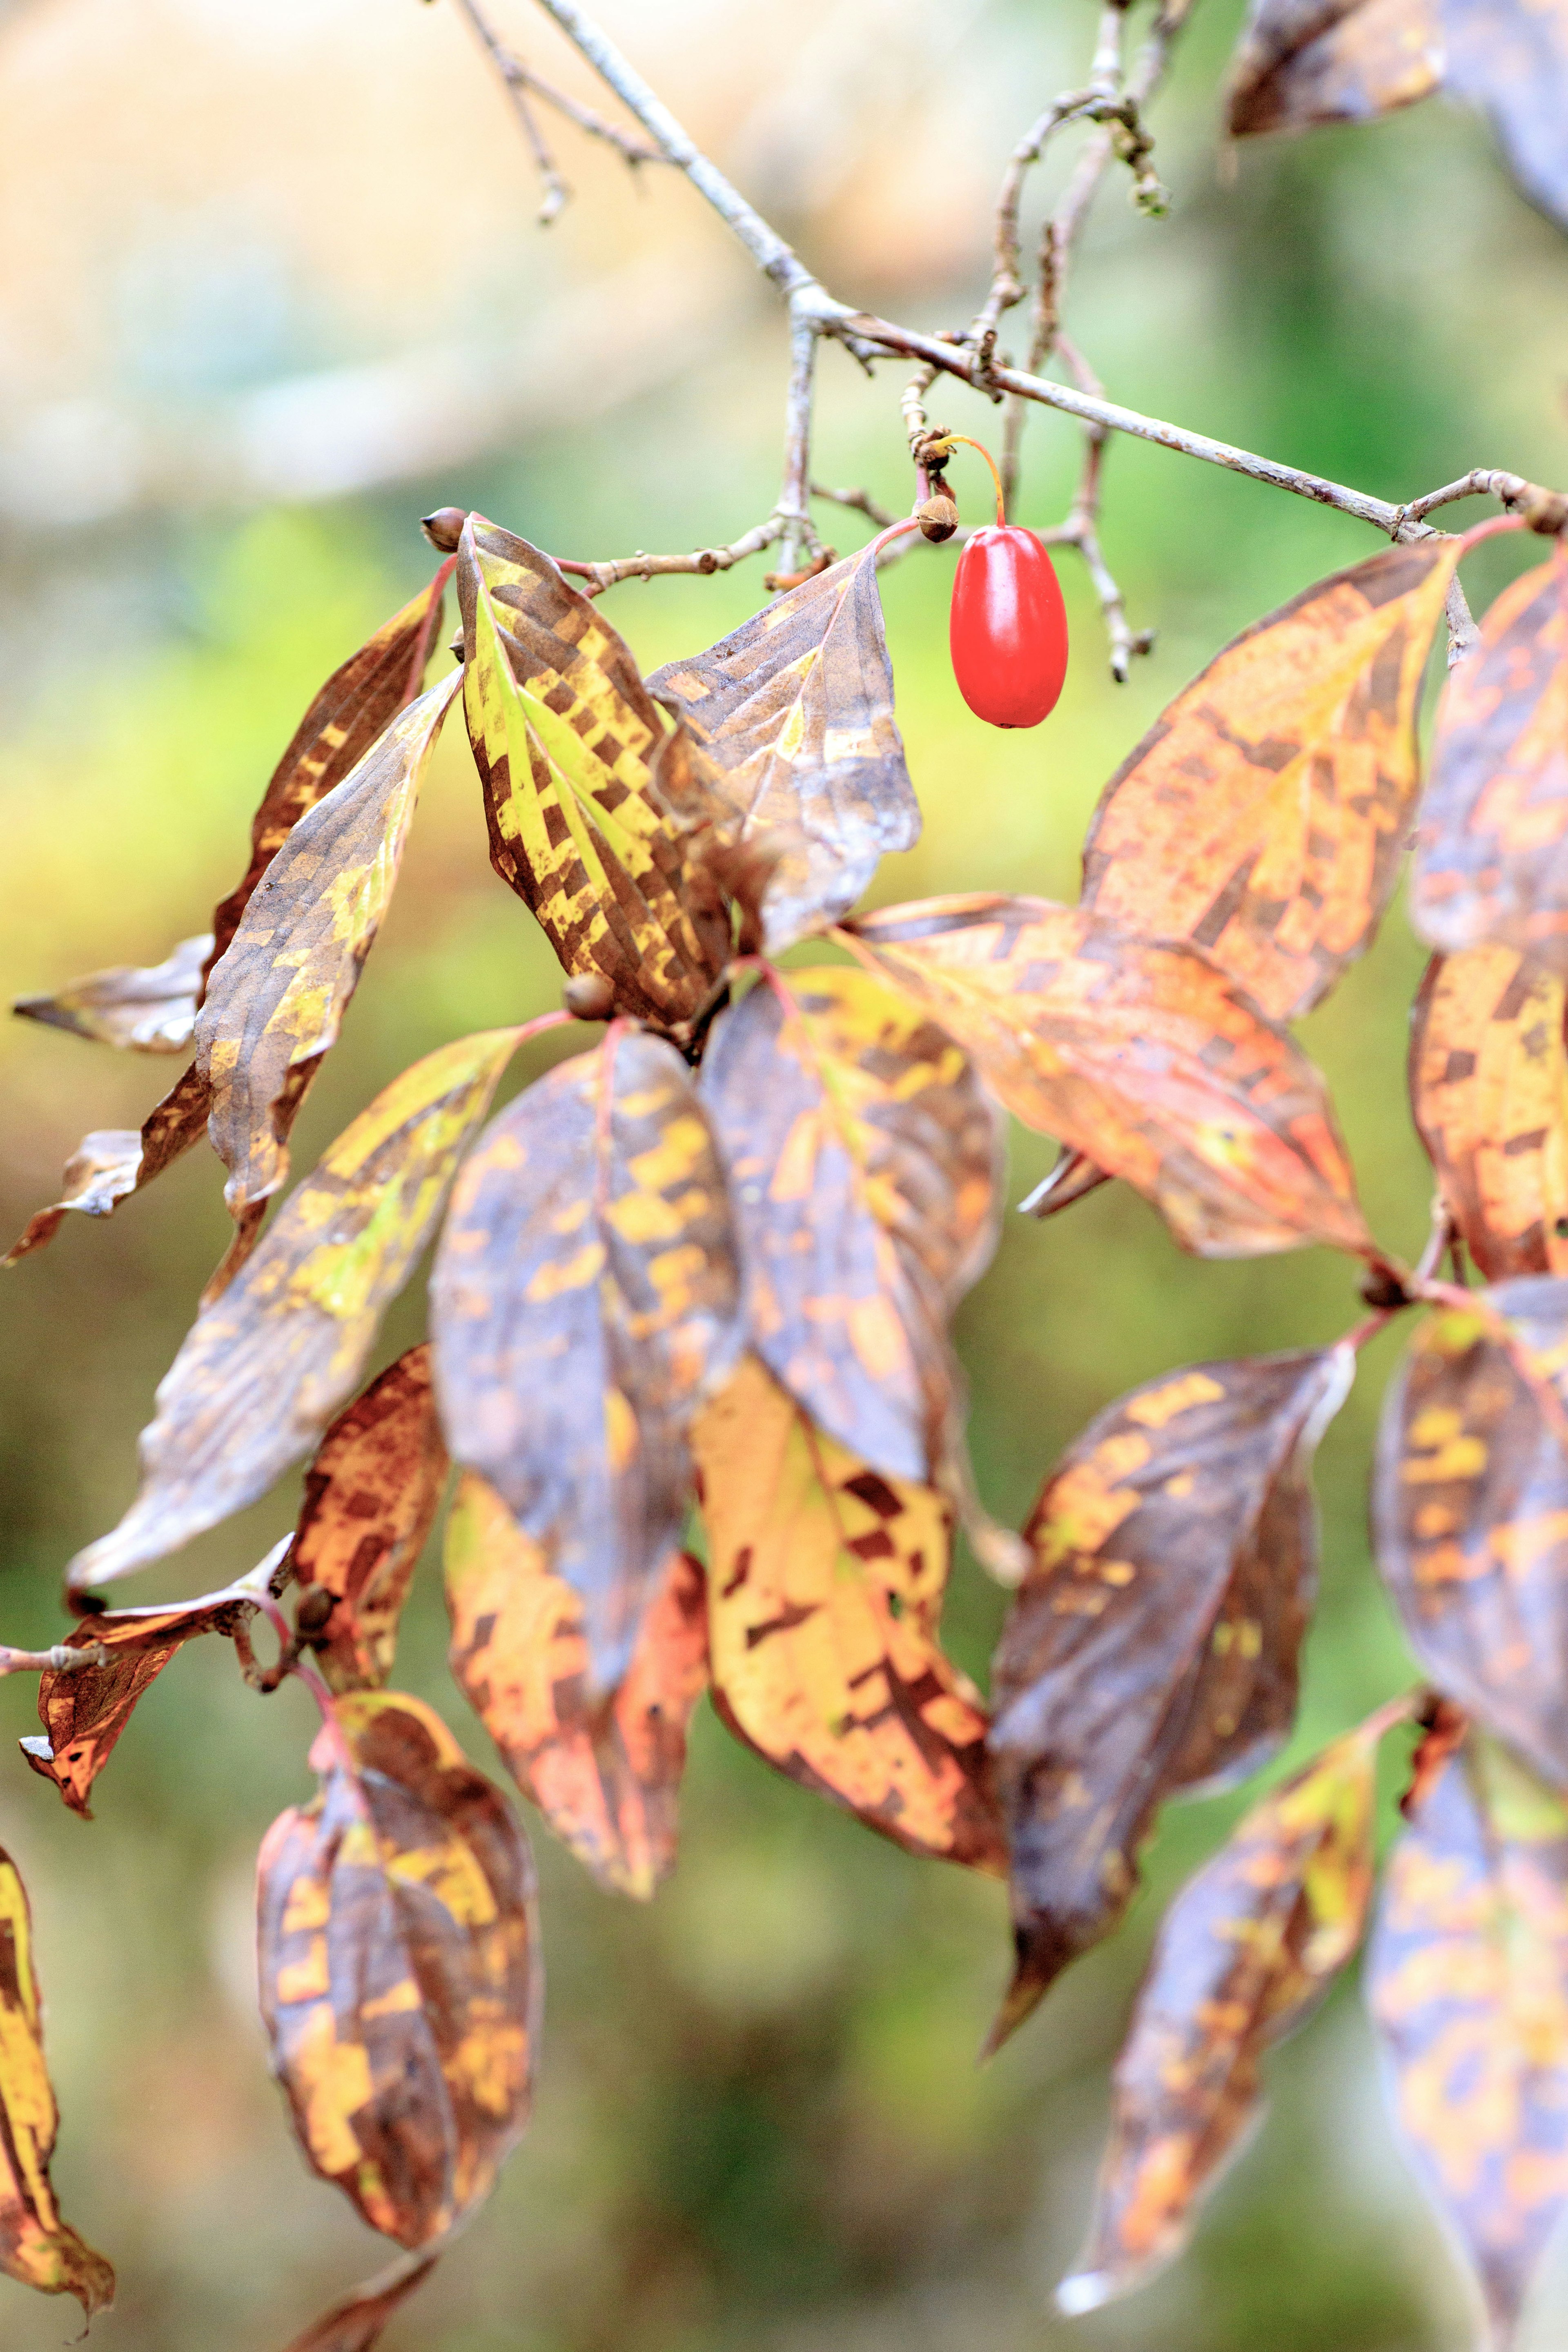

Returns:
0,1641,109,1677
455,0,663,218
556,514,784,595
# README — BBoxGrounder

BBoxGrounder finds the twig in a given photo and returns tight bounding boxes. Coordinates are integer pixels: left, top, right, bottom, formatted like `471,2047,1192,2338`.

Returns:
0,1641,108,1677
811,482,898,530
556,514,784,595
777,316,823,578
454,0,662,225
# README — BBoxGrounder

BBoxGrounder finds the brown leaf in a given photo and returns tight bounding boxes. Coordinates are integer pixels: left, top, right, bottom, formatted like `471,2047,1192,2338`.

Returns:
1409,947,1568,1280
1082,543,1460,1022
4,1059,212,1266
258,1691,539,2249
293,1347,449,1694
1226,0,1441,138
431,1028,742,1692
692,1355,1006,1873
0,1845,115,2316
67,1027,524,1596
198,672,464,1233
207,571,451,979
22,1544,285,1818
648,541,920,951
445,1472,707,1899
697,965,1002,1484
279,2251,439,2352
841,896,1372,1259
1445,0,1568,232
12,931,210,1054
1373,1277,1568,1789
989,1346,1354,2042
1370,1732,1568,2347
1059,1717,1381,2314
458,516,730,1025
1415,556,1568,974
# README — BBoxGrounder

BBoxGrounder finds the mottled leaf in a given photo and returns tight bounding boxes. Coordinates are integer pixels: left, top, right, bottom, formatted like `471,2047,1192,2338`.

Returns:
4,1059,212,1266
1059,1718,1381,2314
1373,1276,1568,1789
692,1354,1005,1872
281,2252,439,2352
258,1692,538,2249
1446,0,1568,231
207,571,451,978
458,516,729,1025
198,671,463,1237
68,1027,523,1596
1370,1733,1568,2346
432,1028,741,1692
842,896,1371,1259
1226,0,1441,136
1416,556,1568,971
13,931,210,1054
292,1347,449,1694
1082,543,1460,1021
0,1846,114,2315
648,542,920,951
446,1472,707,1898
697,965,1002,1484
1410,947,1568,1279
989,1347,1353,2042
22,1544,285,1818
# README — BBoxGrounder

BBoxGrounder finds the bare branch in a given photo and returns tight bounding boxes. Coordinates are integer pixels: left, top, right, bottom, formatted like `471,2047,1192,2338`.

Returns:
811,482,898,531
0,1641,108,1678
557,516,784,595
456,0,665,196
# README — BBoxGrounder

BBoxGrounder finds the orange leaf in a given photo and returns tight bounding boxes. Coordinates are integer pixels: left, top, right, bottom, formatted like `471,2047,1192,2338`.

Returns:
1226,0,1441,138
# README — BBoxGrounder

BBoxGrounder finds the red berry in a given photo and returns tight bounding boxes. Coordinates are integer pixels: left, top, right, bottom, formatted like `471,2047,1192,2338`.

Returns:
949,525,1069,728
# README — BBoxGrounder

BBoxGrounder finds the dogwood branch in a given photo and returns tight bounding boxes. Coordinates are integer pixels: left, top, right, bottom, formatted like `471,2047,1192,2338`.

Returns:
454,0,663,207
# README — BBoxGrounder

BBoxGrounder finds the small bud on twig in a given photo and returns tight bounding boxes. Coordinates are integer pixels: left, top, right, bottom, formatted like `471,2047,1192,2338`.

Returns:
918,495,960,543
421,507,470,552
564,972,616,1021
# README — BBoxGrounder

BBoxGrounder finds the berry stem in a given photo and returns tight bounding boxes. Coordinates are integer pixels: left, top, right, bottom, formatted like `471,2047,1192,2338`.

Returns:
929,434,1007,525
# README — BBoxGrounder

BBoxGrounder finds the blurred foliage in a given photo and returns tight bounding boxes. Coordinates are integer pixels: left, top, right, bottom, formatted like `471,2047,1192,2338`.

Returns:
2,0,1568,2346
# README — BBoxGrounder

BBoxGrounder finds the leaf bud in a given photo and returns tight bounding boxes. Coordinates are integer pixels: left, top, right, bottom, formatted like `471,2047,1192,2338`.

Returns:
918,495,960,543
294,1586,336,1639
564,972,616,1021
421,506,470,552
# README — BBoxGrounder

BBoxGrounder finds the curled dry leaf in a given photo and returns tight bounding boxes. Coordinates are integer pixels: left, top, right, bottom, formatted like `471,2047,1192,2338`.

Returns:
692,1354,1006,1873
258,1691,539,2250
12,931,211,1054
1059,1717,1381,2315
4,1060,212,1266
292,1346,449,1694
648,541,920,951
697,965,1002,1485
842,896,1371,1259
989,1347,1353,2043
458,516,729,1025
432,1028,741,1693
1374,1276,1568,1789
1416,556,1568,974
280,2250,439,2352
0,1846,115,2316
1226,0,1441,137
198,670,464,1235
1370,1733,1568,2347
67,1027,524,1596
22,1544,286,1818
1445,0,1568,232
1082,543,1460,1022
446,1472,708,1899
1410,947,1568,1280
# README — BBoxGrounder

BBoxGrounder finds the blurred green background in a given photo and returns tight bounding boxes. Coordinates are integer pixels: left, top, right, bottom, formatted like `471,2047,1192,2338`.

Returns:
1,1,1566,2346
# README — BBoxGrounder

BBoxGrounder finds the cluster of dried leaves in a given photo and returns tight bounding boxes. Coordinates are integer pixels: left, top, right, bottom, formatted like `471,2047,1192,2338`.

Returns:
7,491,1568,2351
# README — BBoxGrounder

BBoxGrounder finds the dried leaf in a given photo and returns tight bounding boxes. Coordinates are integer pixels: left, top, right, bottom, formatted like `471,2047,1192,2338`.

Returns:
0,1846,115,2315
989,1347,1353,2042
1226,0,1441,136
1415,557,1568,974
1373,1276,1568,1789
258,1691,539,2249
431,1028,741,1692
648,542,920,951
198,672,463,1230
1082,543,1460,1021
457,516,729,1025
280,2251,439,2352
1445,0,1568,231
842,896,1371,1259
692,1354,1005,1872
445,1472,707,1898
13,931,211,1054
697,966,1002,1483
1369,1733,1568,2347
1059,1719,1380,2314
22,1545,284,1818
207,572,450,978
68,1027,523,1596
1410,947,1568,1280
293,1348,449,1694
4,1059,212,1266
